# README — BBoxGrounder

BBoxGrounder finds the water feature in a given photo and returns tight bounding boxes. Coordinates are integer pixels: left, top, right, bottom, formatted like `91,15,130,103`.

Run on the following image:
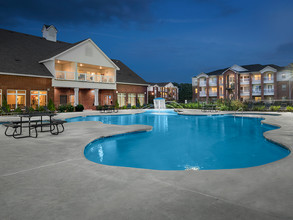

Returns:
153,98,166,110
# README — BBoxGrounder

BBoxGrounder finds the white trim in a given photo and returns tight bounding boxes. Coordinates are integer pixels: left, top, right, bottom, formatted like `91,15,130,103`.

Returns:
196,72,208,78
0,89,2,106
0,72,53,78
117,82,149,86
222,68,238,75
39,39,120,70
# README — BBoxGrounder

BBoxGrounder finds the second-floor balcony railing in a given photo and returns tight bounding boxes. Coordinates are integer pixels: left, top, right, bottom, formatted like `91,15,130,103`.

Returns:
264,89,274,95
199,91,206,97
252,89,261,95
240,91,250,96
209,80,217,86
240,79,250,84
55,71,115,83
252,79,261,84
263,77,274,83
209,92,217,97
199,81,207,87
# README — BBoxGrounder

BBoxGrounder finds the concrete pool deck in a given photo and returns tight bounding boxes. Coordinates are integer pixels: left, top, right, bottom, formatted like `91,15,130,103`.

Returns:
0,109,292,220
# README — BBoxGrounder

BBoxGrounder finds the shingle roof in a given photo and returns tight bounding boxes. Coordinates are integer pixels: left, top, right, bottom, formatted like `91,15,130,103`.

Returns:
148,82,172,87
200,64,283,77
112,59,148,85
0,29,148,85
0,28,74,77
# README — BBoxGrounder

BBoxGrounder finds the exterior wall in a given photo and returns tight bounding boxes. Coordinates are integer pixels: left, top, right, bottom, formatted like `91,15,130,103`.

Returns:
117,83,147,105
0,74,53,107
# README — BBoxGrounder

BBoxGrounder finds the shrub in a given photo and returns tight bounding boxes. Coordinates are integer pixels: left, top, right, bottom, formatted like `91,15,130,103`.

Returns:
122,105,127,109
58,105,67,112
231,100,244,111
115,100,119,109
2,95,10,112
47,98,55,112
29,107,35,112
253,106,265,111
75,104,84,112
270,106,281,111
66,104,74,112
37,106,45,112
96,105,103,111
14,107,22,113
286,106,293,112
131,105,137,109
220,105,229,111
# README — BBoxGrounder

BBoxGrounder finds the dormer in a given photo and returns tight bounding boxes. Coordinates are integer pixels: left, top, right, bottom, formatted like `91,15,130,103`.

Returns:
42,25,57,42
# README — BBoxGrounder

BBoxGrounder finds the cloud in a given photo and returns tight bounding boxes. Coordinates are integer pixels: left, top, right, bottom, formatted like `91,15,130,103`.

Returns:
0,0,155,27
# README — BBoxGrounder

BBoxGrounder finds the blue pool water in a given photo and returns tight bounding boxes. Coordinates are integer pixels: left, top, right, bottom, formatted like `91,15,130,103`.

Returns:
67,110,290,170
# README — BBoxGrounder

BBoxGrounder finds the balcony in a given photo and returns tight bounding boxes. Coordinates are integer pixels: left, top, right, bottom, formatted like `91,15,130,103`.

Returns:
264,89,274,95
240,79,250,85
209,92,217,97
263,77,274,84
240,91,250,96
199,81,207,87
209,79,217,86
252,79,261,84
219,80,223,85
55,71,115,83
199,91,206,97
252,90,261,96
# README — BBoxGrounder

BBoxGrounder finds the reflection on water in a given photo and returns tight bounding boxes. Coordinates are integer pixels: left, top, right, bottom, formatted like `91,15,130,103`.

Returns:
72,111,290,170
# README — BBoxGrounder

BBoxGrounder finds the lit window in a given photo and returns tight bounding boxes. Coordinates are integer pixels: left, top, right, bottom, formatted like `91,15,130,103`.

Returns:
31,90,47,108
137,94,145,105
70,95,75,106
254,74,261,80
128,93,136,106
117,93,126,107
195,88,198,93
7,90,26,109
255,97,261,101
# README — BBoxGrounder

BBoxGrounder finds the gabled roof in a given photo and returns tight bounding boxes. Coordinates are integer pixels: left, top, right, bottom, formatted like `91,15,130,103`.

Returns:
148,82,174,87
0,28,74,77
112,59,148,85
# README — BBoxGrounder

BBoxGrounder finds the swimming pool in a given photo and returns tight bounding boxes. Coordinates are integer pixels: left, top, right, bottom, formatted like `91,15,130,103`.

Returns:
67,110,290,170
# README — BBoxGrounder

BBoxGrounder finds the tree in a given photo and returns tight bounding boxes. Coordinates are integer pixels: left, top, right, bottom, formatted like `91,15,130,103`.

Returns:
173,82,192,103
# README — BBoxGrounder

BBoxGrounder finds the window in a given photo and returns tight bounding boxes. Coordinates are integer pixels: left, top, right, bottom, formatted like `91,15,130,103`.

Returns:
0,89,2,106
254,74,261,81
7,90,26,109
31,91,47,108
255,97,261,101
70,95,75,106
128,93,136,106
195,88,198,93
268,73,272,80
137,94,145,106
282,84,287,91
282,74,286,79
117,93,126,107
60,95,67,105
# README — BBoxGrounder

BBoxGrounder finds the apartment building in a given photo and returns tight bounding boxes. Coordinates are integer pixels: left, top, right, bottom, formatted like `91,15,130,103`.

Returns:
192,64,293,102
0,25,148,110
147,82,179,103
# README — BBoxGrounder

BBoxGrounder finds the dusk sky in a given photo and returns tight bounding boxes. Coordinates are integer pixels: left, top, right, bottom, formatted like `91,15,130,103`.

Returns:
1,0,293,83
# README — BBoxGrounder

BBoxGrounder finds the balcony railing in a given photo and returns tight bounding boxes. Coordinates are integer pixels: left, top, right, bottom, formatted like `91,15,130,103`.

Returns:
55,71,115,83
209,92,217,97
240,91,250,96
252,79,261,84
240,79,250,85
219,80,223,85
264,89,274,95
209,80,217,86
263,77,274,83
199,81,207,87
199,91,206,97
252,90,261,95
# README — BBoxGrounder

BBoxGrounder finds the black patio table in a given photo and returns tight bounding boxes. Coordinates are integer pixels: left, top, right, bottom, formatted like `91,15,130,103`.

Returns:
15,112,57,138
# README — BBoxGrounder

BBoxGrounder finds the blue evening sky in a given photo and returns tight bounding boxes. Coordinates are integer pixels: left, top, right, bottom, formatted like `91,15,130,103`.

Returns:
1,0,293,83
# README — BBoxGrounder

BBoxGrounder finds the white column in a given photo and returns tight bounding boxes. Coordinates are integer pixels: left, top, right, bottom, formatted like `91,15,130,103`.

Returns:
74,62,78,80
94,89,99,106
74,88,79,106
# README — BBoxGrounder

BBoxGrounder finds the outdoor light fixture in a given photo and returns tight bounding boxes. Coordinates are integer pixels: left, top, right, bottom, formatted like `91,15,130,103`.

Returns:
80,63,83,67
57,60,60,63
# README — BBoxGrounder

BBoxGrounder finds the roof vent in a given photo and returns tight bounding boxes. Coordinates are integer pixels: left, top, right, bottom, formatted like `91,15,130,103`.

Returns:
42,24,57,42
